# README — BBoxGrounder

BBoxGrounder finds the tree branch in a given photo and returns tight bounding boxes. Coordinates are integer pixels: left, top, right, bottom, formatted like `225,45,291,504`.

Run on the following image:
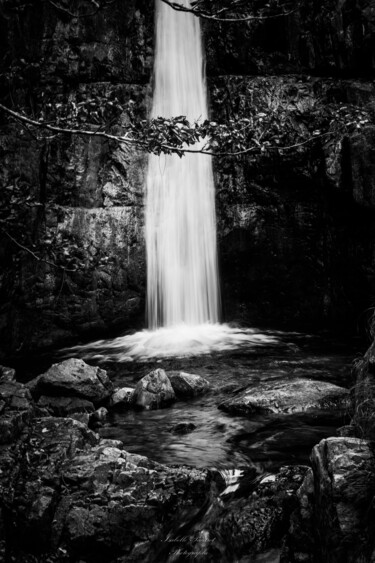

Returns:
0,102,134,144
46,0,118,19
160,0,297,22
1,228,75,272
268,131,334,151
0,102,336,158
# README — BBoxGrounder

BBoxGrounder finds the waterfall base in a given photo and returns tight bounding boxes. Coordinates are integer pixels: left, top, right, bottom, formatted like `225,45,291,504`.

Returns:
67,324,282,362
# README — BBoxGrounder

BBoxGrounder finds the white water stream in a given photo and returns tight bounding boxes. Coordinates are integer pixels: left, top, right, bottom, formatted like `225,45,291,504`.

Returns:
146,0,219,328
67,0,280,361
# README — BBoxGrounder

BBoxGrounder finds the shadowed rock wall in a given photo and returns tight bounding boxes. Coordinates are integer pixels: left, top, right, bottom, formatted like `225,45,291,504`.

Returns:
1,0,375,356
0,0,153,355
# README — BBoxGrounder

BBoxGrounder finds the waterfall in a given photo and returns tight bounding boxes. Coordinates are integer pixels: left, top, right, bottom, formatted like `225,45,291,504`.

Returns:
69,0,281,361
146,0,220,329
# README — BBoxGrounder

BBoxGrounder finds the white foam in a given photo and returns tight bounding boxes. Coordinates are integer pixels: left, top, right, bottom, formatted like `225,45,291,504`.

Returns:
68,324,281,362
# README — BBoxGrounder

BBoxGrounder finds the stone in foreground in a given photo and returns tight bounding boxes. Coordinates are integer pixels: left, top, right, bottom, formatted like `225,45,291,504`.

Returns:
109,386,134,408
218,378,349,415
287,437,375,563
132,368,176,409
28,358,113,405
168,371,211,398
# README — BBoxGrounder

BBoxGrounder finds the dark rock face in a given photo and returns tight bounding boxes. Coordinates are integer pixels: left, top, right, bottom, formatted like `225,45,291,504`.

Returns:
132,368,176,410
0,416,210,562
287,437,375,563
28,358,113,405
0,367,34,444
205,0,375,76
219,378,349,416
168,371,211,398
211,75,375,328
0,0,151,356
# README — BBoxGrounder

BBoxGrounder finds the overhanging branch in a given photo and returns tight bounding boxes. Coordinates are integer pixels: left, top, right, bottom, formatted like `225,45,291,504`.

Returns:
160,0,297,22
0,102,335,158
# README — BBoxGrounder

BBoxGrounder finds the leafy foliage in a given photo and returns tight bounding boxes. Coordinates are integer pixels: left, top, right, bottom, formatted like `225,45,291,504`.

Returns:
1,91,372,158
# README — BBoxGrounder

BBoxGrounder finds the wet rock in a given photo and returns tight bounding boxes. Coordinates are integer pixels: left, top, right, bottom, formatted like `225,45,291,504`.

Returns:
109,387,134,408
89,406,108,429
168,371,211,398
70,412,90,426
311,437,375,562
163,465,309,562
0,365,16,382
0,379,34,444
29,358,113,405
1,417,210,561
37,395,95,416
212,383,247,395
285,436,375,562
132,369,176,410
218,378,349,416
170,422,197,435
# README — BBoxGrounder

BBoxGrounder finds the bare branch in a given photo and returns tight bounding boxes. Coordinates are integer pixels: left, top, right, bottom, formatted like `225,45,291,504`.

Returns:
46,0,118,19
267,131,334,151
0,102,134,145
1,228,75,272
160,0,297,22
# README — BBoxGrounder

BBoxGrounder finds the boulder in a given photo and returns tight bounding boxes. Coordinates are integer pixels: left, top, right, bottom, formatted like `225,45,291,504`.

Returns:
28,358,113,405
311,437,375,563
132,369,176,410
109,387,134,408
285,437,375,562
218,378,349,416
168,371,210,398
37,395,95,416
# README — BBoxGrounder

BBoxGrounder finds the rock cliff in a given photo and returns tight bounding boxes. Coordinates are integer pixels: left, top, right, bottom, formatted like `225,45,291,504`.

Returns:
1,0,375,355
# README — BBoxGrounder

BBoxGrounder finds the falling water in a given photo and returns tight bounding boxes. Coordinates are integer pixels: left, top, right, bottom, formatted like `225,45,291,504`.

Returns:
66,0,282,360
146,0,220,328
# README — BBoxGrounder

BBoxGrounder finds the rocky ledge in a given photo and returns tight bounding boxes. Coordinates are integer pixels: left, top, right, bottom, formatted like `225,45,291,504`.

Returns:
218,378,350,416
